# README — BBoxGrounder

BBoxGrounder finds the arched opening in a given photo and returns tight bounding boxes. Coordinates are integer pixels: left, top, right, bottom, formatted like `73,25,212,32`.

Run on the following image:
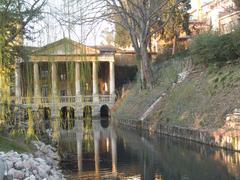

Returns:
83,106,92,129
43,107,51,129
100,118,109,128
100,105,110,118
60,106,75,130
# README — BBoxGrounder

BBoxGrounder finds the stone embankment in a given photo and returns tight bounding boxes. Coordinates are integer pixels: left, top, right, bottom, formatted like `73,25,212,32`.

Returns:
118,113,240,152
0,141,65,180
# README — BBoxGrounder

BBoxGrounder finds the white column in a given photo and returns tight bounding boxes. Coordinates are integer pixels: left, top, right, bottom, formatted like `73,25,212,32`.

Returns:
109,61,115,95
52,62,57,97
92,61,98,95
15,62,21,101
33,62,40,97
92,61,99,103
75,62,81,96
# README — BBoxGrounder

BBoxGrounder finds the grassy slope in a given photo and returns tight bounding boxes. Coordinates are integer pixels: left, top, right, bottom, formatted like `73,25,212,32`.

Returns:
114,59,240,130
113,58,192,120
0,135,34,153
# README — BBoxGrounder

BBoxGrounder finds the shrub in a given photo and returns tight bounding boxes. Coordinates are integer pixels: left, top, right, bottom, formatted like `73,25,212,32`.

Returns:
189,30,240,65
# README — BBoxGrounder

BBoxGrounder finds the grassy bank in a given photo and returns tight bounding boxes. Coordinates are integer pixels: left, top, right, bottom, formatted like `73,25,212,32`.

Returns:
113,59,240,130
0,135,34,153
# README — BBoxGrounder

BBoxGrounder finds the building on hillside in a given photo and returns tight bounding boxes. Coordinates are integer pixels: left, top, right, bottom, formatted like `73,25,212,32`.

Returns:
189,0,240,34
13,38,116,118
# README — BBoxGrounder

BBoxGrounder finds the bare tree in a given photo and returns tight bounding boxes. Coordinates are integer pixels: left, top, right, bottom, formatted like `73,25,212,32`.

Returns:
97,0,187,89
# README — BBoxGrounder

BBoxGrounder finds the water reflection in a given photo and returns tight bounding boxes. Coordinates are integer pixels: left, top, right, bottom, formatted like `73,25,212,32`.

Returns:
58,119,240,180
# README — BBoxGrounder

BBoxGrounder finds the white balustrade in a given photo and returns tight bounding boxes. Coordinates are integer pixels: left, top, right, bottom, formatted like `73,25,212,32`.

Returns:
14,95,113,107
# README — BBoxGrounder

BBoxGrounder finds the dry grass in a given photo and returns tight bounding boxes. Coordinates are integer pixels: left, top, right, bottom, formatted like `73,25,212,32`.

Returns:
114,59,240,130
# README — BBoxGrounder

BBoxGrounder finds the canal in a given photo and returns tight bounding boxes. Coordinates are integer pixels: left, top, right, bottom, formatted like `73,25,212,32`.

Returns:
58,119,240,180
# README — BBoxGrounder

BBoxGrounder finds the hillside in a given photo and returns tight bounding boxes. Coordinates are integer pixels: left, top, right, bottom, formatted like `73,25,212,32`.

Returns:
113,58,240,130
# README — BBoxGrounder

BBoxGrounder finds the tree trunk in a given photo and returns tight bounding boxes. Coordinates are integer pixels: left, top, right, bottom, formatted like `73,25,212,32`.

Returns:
136,53,145,89
140,44,154,89
172,35,177,56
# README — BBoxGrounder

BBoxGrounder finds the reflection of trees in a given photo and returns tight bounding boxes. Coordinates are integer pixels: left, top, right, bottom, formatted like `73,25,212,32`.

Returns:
116,128,238,180
83,118,94,154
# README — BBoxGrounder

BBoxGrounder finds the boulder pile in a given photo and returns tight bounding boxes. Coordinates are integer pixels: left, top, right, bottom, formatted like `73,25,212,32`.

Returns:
0,141,65,180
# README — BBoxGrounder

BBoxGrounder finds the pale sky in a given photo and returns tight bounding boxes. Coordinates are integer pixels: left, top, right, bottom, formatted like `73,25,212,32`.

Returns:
25,0,212,47
191,0,210,9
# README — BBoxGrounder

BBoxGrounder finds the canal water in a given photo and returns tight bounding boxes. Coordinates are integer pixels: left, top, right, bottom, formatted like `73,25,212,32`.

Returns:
58,119,240,180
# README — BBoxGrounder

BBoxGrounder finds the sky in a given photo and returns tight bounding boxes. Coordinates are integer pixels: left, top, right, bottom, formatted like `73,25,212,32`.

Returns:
25,0,211,47
191,0,210,9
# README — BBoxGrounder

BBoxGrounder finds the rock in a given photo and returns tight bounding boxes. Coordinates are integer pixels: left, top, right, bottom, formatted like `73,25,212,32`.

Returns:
0,158,5,180
38,164,51,178
24,175,36,180
32,169,38,176
22,159,34,170
5,160,13,169
14,161,24,170
0,141,65,180
20,154,29,160
35,158,45,164
8,168,25,179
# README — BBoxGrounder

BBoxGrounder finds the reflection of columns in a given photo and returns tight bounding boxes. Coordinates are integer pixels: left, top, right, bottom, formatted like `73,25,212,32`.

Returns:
109,61,115,95
33,62,40,97
111,130,117,174
15,63,21,102
76,120,83,173
93,120,100,177
52,118,60,141
52,62,58,97
94,135,100,175
75,62,81,97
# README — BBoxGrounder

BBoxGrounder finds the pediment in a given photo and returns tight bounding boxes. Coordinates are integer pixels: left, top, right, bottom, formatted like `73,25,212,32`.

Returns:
33,38,99,56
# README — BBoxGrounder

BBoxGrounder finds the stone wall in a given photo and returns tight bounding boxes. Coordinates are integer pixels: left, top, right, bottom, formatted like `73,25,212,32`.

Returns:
117,119,240,151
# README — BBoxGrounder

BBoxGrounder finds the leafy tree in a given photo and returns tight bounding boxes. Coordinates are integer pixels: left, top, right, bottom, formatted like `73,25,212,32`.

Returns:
160,0,191,55
0,0,46,99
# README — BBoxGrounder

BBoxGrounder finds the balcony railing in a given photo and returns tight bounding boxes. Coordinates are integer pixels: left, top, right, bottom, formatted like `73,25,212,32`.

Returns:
9,95,115,106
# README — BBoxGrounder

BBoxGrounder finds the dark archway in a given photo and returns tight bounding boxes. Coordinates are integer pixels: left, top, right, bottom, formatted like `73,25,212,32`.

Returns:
100,118,109,128
60,106,75,130
100,105,110,118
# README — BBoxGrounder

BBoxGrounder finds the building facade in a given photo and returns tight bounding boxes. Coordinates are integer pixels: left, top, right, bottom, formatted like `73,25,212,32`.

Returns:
14,38,116,118
189,0,240,34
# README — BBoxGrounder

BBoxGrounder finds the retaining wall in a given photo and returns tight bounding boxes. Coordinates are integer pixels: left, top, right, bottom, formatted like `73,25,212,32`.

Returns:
118,119,240,151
